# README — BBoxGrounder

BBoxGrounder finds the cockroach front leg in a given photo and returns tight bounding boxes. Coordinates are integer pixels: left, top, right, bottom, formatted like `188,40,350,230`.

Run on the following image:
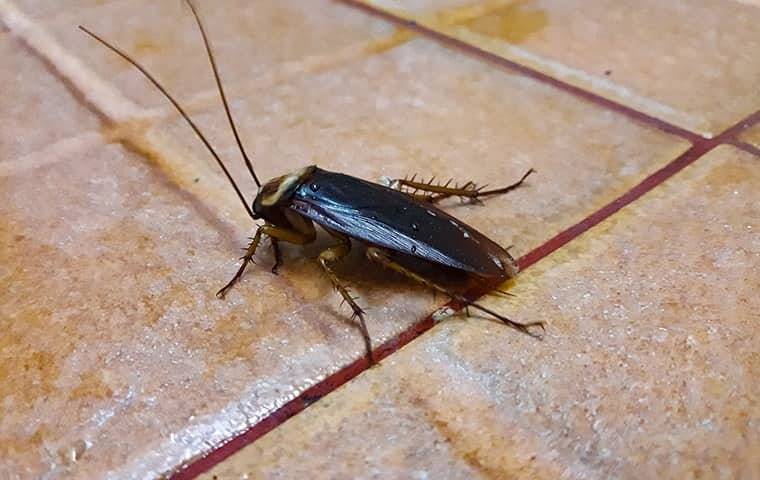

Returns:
366,247,544,338
217,222,315,298
318,230,374,363
385,169,535,204
217,226,265,299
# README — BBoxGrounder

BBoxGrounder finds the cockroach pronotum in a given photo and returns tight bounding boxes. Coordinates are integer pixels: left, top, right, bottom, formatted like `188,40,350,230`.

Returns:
79,1,544,363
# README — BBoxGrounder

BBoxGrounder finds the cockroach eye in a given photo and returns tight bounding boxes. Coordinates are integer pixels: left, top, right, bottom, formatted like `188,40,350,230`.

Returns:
310,183,320,192
411,245,417,253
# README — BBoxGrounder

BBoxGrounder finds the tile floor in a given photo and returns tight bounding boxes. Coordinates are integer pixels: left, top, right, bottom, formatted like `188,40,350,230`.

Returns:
0,1,757,479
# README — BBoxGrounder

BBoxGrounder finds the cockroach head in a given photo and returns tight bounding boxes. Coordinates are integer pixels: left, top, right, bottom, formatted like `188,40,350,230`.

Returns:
252,165,317,218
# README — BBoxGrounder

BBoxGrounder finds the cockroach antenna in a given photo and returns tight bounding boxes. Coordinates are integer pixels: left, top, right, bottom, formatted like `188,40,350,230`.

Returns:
77,25,257,219
184,0,261,188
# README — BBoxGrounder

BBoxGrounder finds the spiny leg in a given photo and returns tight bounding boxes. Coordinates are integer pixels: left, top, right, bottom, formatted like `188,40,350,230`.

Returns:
366,247,543,338
389,168,535,204
217,226,264,299
318,230,374,363
217,222,315,298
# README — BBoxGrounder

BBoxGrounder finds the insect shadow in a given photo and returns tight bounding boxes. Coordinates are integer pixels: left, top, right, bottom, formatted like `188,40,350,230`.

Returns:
79,0,544,364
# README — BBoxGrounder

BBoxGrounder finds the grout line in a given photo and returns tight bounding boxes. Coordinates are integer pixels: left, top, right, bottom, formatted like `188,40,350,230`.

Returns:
169,105,758,479
518,144,707,270
728,139,760,157
339,0,718,144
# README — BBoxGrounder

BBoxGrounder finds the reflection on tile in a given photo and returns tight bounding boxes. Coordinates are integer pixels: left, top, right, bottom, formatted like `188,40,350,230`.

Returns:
203,145,760,479
37,0,397,109
362,0,760,137
0,34,101,160
13,0,120,19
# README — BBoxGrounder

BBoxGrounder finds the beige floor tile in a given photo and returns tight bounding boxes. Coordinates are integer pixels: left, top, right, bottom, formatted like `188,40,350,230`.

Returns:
0,33,101,160
32,0,397,109
203,145,759,479
361,0,760,137
13,0,118,18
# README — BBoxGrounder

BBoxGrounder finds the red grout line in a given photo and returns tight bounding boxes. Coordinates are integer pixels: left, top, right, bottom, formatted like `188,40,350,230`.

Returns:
518,109,760,271
519,144,707,270
728,139,760,157
339,0,760,146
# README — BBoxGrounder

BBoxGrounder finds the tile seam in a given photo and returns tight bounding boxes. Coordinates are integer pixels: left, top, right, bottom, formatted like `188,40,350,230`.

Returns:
728,140,760,157
338,0,760,145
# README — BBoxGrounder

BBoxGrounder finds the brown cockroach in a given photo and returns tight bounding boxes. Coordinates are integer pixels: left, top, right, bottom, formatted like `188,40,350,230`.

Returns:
80,1,543,363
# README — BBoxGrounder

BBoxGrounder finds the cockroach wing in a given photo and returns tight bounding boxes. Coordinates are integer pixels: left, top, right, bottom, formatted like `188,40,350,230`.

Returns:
290,168,517,279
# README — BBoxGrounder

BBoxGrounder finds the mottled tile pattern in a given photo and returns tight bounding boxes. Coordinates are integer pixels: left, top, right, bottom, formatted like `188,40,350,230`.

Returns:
1,0,757,478
203,145,760,479
362,0,760,137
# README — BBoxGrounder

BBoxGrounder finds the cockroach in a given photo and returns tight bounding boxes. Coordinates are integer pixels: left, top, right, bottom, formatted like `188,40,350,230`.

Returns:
79,1,544,363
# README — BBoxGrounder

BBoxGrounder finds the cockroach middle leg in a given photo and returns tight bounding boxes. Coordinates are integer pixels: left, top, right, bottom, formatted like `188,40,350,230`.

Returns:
388,168,535,204
366,247,543,338
318,230,373,363
271,238,283,274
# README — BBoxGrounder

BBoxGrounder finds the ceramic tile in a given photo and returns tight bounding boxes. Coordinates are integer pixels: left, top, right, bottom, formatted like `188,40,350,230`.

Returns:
13,0,122,19
33,0,398,109
0,3,717,477
203,145,760,479
0,33,101,160
361,0,760,137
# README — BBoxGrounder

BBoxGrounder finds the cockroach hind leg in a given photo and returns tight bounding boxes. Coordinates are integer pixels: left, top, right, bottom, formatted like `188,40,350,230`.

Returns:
487,288,517,299
365,246,543,340
515,319,545,340
472,302,545,340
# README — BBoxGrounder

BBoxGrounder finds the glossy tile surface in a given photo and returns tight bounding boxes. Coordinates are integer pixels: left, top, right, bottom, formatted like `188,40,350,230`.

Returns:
203,145,760,479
